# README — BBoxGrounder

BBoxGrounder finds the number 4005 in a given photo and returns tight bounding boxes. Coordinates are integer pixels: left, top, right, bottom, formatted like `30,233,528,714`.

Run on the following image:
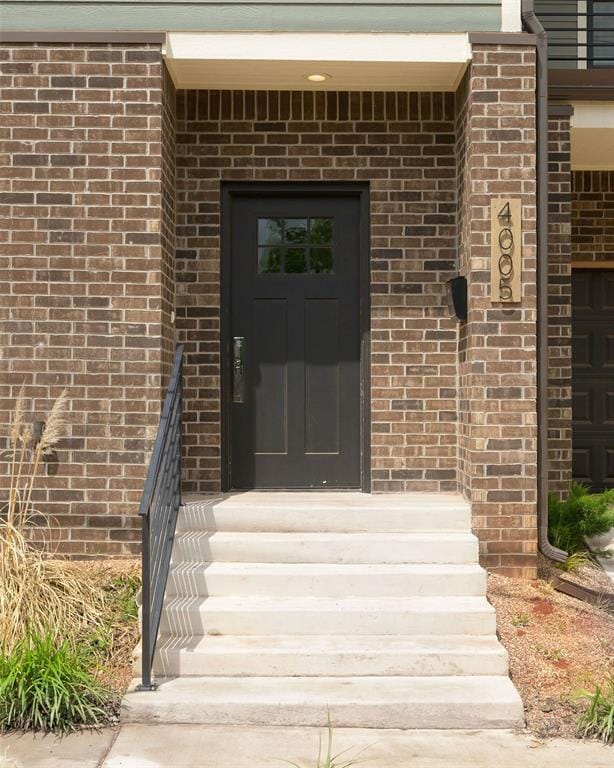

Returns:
497,202,515,302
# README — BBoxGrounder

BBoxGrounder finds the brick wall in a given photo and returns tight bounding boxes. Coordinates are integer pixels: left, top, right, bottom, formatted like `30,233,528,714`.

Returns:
456,45,538,577
0,43,174,556
547,111,573,497
572,171,614,263
175,90,460,495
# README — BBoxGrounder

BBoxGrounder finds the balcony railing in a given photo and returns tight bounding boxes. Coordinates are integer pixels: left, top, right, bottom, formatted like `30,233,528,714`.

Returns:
537,1,614,67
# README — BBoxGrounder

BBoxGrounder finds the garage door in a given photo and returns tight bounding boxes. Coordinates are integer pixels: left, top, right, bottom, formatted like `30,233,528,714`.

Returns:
572,269,614,490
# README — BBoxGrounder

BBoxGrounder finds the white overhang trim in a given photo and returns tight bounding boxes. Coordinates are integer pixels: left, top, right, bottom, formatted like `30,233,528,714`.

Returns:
570,102,614,170
165,32,472,65
571,101,614,129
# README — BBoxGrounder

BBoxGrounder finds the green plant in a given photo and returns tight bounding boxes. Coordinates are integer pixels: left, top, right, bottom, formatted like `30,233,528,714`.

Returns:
281,713,370,768
575,677,614,744
548,482,614,555
0,632,112,733
556,550,595,573
511,611,530,627
536,645,564,662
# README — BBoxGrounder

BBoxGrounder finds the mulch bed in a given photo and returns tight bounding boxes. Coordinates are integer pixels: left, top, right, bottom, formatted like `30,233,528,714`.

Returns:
488,571,614,739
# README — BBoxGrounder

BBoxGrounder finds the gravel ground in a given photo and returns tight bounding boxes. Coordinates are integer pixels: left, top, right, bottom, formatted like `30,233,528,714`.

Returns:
487,572,614,739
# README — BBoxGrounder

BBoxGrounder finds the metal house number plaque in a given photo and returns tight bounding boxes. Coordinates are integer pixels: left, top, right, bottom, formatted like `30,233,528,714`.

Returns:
491,198,521,304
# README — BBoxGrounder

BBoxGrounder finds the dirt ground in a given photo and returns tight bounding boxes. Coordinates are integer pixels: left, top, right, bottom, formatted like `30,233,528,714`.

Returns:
488,571,614,739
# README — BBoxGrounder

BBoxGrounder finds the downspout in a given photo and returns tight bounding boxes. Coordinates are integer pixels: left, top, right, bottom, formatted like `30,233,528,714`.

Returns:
521,0,567,562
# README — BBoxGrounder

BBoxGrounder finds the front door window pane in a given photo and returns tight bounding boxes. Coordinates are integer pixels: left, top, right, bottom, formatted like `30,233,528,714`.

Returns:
257,216,335,274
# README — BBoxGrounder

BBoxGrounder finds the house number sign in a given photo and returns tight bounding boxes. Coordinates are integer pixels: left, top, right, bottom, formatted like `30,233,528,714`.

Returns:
491,198,521,304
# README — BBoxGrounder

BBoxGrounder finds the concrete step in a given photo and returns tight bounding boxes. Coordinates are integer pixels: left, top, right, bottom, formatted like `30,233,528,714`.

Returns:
158,596,496,637
178,492,471,534
147,634,509,678
122,675,524,729
165,563,486,598
171,531,479,564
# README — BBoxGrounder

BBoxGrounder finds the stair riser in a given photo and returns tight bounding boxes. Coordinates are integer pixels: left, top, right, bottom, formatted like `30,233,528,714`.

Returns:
164,570,486,598
158,609,496,636
121,700,523,729
149,651,509,678
172,537,479,564
176,507,471,534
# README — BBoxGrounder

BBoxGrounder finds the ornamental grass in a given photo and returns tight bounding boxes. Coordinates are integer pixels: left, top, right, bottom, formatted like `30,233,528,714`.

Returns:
0,388,107,653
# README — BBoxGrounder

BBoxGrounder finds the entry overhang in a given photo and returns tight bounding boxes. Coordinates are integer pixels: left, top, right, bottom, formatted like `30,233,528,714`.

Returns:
571,102,614,170
164,32,472,91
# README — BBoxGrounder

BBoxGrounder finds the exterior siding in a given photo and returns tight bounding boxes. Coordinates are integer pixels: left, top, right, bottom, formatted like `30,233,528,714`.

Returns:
0,43,174,556
175,89,460,495
2,1,502,34
1,41,545,575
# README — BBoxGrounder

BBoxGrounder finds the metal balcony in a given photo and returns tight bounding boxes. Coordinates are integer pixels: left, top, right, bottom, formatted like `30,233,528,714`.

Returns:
537,1,614,67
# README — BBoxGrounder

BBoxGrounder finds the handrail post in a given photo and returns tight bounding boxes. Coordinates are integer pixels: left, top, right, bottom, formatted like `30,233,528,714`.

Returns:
137,511,156,691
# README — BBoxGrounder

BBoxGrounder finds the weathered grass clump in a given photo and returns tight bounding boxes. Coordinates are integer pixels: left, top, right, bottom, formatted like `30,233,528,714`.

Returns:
576,677,614,744
1,388,106,652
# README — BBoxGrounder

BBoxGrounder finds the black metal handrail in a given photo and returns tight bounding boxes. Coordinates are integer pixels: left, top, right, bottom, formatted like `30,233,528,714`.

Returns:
537,1,614,66
138,344,184,690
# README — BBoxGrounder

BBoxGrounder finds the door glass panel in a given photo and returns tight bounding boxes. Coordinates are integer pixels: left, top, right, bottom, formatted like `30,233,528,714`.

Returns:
310,218,333,245
258,218,283,245
285,219,308,244
285,247,307,273
310,247,333,274
258,246,282,273
257,216,334,274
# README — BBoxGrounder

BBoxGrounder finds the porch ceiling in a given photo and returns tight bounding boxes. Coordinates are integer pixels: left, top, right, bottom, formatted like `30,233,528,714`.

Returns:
571,102,614,170
164,33,471,91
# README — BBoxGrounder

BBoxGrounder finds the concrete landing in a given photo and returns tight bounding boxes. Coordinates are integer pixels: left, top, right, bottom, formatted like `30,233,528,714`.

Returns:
101,725,612,768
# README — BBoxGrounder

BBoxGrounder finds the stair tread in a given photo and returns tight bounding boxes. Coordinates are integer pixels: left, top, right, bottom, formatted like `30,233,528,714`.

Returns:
169,562,483,574
174,531,477,541
153,634,507,654
128,674,521,704
182,492,471,510
162,595,494,612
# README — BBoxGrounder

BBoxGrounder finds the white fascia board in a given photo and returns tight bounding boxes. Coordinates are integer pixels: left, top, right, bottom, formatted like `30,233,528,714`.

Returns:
501,0,522,32
571,101,614,129
166,32,472,65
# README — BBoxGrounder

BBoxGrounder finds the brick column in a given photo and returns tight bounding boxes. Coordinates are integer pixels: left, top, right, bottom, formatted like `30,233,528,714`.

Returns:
456,45,538,577
0,44,175,556
547,108,573,497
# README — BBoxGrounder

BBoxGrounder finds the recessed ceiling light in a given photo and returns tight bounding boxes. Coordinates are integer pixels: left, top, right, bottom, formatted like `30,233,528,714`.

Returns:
305,73,331,83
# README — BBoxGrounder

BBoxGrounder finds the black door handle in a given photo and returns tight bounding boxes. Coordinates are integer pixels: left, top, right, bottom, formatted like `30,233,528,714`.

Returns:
233,336,245,403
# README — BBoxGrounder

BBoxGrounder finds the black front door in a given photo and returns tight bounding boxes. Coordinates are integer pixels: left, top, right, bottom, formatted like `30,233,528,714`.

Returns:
228,190,363,489
572,269,614,490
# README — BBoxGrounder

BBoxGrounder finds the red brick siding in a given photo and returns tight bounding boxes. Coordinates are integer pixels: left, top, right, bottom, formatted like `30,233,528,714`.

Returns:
572,171,614,263
0,43,174,556
175,90,460,495
456,45,538,577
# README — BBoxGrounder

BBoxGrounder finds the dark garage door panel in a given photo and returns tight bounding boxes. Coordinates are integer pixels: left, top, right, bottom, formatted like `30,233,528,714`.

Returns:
572,270,614,490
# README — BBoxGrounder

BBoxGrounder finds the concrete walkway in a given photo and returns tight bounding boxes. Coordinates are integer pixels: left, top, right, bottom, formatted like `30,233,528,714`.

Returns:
1,725,611,768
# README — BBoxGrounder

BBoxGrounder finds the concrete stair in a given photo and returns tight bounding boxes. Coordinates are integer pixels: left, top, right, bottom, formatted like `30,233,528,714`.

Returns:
123,675,522,729
126,492,523,729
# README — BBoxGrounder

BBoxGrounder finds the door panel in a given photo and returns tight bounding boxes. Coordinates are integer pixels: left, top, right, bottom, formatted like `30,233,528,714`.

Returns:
229,191,362,489
572,270,614,490
305,298,340,455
